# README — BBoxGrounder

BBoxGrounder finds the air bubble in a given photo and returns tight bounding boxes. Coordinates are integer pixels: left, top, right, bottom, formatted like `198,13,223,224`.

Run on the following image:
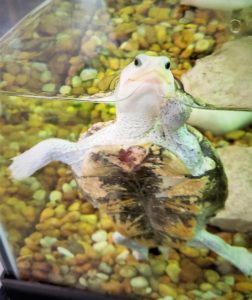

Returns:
230,19,242,34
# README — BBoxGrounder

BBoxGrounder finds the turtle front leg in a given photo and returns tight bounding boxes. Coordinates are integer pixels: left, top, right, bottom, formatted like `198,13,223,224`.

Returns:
193,229,252,276
112,232,149,260
10,138,82,180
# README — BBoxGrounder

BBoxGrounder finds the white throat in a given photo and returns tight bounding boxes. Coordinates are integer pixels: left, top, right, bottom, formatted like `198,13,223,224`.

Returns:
115,91,161,139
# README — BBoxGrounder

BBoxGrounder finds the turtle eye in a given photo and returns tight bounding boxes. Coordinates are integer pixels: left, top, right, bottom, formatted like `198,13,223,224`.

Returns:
165,61,170,70
134,57,142,67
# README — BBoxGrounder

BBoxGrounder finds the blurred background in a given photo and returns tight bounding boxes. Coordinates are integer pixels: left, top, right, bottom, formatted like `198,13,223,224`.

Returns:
0,0,42,37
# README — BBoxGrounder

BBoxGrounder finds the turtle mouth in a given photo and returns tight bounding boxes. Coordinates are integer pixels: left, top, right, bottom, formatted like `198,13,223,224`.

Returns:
128,70,174,98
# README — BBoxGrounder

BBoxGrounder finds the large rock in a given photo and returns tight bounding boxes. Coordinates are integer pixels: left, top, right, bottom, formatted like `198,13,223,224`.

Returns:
182,37,252,134
210,146,252,232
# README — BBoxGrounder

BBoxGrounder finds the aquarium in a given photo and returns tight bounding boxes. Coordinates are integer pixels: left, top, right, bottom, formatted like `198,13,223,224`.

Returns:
0,0,252,299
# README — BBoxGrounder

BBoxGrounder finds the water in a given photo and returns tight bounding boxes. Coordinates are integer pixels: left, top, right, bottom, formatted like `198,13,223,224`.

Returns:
0,0,252,299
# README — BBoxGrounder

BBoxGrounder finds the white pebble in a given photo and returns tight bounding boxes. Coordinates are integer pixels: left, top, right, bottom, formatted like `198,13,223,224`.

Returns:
40,236,57,248
102,244,116,255
57,247,74,258
91,230,108,242
79,276,87,287
130,276,149,288
93,241,108,252
96,273,109,281
116,250,129,262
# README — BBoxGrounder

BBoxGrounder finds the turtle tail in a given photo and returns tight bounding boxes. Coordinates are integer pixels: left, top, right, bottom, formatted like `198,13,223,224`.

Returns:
9,138,80,180
193,229,252,276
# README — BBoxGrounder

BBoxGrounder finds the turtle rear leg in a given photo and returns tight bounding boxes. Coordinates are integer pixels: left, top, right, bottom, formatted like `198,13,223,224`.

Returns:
112,232,149,260
10,138,80,180
193,229,252,276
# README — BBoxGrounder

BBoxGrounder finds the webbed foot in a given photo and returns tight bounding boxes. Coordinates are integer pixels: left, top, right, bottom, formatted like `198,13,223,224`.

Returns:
194,229,252,276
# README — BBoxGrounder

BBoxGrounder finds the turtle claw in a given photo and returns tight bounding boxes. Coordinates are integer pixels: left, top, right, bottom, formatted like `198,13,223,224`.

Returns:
112,232,149,261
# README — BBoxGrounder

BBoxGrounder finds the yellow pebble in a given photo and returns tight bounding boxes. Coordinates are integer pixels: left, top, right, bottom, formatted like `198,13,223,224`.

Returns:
149,44,161,52
195,39,212,53
80,214,97,225
179,245,200,258
181,44,194,58
20,247,33,256
235,282,252,293
109,58,120,70
99,214,114,230
225,130,245,140
148,7,170,22
61,211,80,223
68,201,81,212
87,86,99,95
54,204,66,218
158,283,178,298
40,208,55,222
155,25,167,44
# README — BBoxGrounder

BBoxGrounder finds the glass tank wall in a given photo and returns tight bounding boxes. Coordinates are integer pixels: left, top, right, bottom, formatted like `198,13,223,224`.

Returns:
0,0,252,299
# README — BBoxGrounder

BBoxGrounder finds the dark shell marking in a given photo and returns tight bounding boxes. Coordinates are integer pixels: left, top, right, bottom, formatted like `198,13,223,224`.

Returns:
76,123,227,249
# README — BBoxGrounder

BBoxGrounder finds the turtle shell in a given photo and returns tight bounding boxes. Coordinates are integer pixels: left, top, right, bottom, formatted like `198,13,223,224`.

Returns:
76,122,227,249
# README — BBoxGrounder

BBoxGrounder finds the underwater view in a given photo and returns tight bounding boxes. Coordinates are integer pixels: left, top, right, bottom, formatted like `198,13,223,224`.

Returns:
0,0,252,299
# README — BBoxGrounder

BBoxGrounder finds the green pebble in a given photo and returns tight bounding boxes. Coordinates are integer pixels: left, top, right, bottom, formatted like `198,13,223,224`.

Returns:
49,190,62,203
40,70,52,83
151,260,166,275
32,62,48,72
71,76,82,87
166,261,181,283
33,189,47,202
177,295,190,300
200,282,213,292
204,270,220,284
215,281,231,293
60,85,72,95
38,130,52,139
136,263,152,277
62,183,73,193
130,276,149,288
80,68,98,81
9,142,20,150
119,266,137,278
223,275,235,286
70,180,77,188
202,291,219,299
98,262,112,274
42,83,56,93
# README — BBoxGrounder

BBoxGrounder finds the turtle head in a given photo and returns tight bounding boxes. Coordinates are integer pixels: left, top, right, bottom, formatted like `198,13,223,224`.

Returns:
115,54,176,115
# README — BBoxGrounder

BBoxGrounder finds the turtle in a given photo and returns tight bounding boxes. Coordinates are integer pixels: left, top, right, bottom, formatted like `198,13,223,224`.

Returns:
9,54,252,275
